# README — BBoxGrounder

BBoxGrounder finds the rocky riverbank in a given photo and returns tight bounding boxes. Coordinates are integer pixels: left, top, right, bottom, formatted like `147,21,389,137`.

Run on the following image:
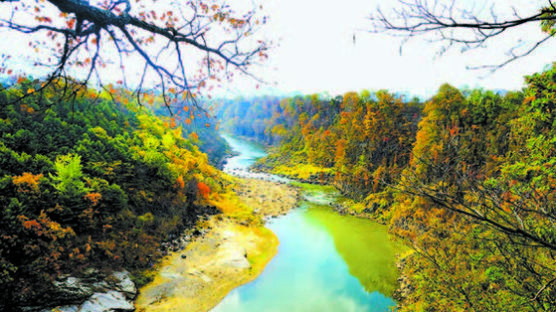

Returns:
233,178,300,218
134,177,300,312
135,217,278,312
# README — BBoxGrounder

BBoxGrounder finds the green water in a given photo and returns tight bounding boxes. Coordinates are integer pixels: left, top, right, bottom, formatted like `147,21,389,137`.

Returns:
215,134,398,312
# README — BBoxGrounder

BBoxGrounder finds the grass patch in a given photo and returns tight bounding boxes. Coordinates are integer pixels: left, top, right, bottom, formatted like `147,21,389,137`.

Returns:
272,163,333,180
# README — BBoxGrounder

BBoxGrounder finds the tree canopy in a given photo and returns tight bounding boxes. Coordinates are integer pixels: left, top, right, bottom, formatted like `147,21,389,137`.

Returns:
0,0,269,110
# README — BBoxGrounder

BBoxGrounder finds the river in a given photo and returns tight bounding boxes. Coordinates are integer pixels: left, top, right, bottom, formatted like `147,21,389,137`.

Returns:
213,134,399,312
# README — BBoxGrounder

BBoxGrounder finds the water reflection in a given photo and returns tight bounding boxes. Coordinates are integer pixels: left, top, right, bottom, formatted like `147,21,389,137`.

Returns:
214,134,397,312
305,203,399,296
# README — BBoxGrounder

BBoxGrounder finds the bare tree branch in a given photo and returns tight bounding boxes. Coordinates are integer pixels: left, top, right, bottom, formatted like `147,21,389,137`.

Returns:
0,0,269,112
368,0,556,71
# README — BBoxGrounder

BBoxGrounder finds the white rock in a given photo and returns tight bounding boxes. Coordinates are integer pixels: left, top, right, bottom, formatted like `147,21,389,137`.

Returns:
111,271,137,298
53,277,93,300
79,291,134,312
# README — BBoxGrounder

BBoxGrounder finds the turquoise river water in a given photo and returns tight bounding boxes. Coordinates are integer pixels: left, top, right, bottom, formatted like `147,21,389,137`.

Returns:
213,134,399,312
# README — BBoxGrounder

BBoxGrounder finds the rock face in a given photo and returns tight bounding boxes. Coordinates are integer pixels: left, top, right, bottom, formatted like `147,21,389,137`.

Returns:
111,271,137,300
40,270,137,312
52,277,94,302
80,291,135,312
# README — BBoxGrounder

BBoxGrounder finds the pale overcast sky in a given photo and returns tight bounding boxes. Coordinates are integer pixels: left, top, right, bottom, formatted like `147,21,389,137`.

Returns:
219,0,555,98
1,0,554,98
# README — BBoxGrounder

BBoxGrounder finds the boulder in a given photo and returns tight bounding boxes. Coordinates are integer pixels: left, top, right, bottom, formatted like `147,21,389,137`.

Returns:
39,270,137,311
110,271,137,299
79,291,134,312
53,277,94,302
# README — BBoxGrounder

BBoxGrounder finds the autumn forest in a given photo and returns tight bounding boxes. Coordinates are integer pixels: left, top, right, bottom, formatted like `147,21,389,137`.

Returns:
0,0,555,311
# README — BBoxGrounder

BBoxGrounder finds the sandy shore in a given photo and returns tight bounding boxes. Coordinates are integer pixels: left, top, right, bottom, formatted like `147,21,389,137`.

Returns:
135,178,299,312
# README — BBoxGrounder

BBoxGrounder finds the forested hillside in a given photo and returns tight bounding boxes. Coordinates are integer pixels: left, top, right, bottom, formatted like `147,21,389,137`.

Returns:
214,65,556,310
215,95,287,145
215,91,422,199
0,79,231,309
147,100,230,168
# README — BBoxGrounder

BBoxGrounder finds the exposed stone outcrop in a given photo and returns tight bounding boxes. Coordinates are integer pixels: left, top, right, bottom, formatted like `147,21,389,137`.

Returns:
39,270,137,312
